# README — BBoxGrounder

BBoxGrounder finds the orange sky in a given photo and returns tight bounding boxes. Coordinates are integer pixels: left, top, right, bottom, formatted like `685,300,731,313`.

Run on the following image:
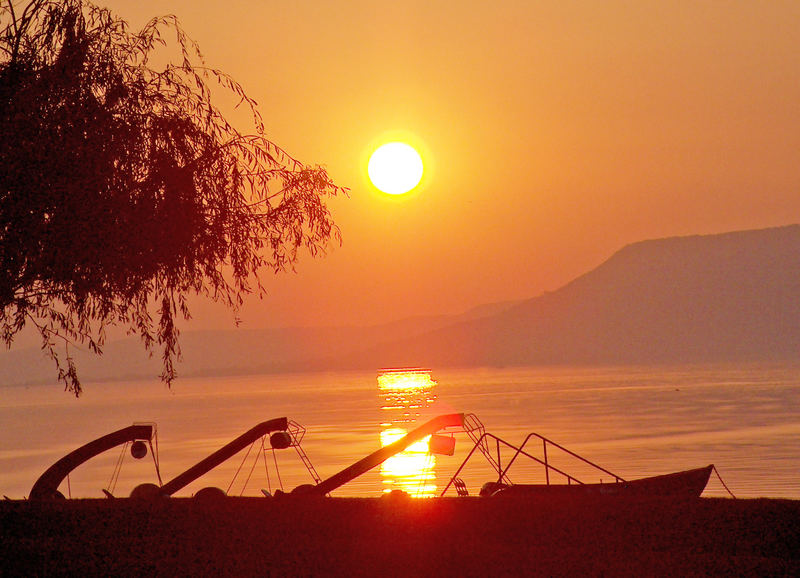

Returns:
108,1,800,329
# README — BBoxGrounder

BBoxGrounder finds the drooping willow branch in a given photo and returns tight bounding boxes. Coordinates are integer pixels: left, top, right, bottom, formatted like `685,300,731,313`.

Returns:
0,0,347,395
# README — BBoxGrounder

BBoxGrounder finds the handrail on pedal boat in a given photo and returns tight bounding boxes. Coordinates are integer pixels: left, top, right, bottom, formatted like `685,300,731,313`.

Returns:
441,430,625,497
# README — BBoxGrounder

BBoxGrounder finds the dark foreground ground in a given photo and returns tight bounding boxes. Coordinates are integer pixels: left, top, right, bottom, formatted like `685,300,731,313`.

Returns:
1,496,799,577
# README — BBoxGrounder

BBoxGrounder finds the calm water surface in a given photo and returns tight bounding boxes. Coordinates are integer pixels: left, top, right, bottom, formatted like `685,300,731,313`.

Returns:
1,363,798,499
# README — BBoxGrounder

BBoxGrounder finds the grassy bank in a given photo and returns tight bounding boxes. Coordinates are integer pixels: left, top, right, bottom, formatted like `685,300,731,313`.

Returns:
2,497,799,576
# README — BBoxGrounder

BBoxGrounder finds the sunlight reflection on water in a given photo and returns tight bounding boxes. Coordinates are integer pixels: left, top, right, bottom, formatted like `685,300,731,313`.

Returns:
377,368,438,497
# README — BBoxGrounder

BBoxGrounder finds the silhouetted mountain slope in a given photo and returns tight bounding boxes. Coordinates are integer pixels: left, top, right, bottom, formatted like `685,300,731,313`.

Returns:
337,225,800,368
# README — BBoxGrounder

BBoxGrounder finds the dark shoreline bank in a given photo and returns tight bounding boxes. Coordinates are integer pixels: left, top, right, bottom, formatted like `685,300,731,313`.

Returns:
2,497,799,576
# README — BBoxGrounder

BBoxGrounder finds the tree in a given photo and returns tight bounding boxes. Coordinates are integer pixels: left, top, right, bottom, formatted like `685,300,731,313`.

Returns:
0,0,346,395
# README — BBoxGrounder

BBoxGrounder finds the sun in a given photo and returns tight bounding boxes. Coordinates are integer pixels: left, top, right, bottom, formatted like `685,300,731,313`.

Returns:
368,142,424,195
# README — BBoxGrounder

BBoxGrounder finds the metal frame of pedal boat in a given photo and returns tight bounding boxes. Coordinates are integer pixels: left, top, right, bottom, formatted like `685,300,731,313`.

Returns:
303,412,506,497
307,413,466,496
441,430,626,497
29,418,322,499
158,417,321,497
29,423,162,500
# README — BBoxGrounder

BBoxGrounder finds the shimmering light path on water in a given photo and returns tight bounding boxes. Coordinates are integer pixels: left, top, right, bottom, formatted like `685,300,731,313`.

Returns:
1,363,798,499
377,368,439,497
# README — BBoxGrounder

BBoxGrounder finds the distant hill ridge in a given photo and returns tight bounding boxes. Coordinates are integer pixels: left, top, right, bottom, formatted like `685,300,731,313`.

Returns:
330,224,800,369
1,225,798,385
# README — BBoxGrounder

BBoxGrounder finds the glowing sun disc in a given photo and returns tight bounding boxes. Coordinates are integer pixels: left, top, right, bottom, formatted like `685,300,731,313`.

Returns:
368,142,424,195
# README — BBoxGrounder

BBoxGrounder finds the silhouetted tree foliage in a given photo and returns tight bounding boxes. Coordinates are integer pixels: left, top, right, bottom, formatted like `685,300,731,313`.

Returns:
0,0,345,395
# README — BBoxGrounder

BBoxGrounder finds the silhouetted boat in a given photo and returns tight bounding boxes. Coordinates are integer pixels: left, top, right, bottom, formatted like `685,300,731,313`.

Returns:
441,420,715,500
477,465,713,499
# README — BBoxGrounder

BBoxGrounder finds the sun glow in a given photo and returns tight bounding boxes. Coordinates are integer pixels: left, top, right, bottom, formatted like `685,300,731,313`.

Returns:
368,142,424,195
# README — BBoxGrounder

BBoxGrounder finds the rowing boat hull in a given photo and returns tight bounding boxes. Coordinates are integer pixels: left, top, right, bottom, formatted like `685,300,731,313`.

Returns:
488,464,713,499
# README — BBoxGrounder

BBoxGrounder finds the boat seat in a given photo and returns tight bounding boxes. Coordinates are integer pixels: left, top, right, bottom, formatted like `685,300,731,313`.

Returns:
452,477,469,497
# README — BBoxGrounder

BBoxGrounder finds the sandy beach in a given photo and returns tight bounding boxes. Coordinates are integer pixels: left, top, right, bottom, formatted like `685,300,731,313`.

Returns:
2,496,798,576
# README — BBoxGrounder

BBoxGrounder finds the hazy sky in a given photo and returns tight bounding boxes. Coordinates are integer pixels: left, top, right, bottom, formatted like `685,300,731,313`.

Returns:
106,1,800,329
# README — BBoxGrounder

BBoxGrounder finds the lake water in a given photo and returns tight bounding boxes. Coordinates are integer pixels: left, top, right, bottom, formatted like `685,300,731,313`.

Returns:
1,363,798,500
